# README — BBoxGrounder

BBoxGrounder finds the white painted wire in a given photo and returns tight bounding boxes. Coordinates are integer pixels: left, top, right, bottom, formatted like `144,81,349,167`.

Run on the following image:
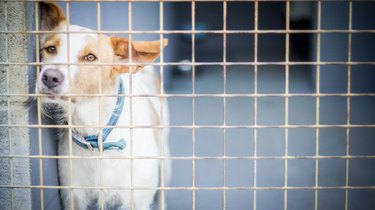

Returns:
191,1,196,209
159,1,166,210
284,1,290,210
223,1,227,209
64,2,76,209
253,1,259,209
33,2,45,209
127,1,135,209
345,2,353,210
314,1,322,210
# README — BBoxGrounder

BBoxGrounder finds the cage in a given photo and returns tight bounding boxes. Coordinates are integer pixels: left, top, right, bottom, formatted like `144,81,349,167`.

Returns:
1,1,375,210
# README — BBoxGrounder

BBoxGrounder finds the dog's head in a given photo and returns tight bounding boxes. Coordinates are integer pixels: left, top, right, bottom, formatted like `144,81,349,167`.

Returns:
37,2,167,104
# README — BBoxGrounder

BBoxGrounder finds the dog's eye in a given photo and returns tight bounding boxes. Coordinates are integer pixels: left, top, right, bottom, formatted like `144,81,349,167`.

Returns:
83,53,97,62
46,46,56,54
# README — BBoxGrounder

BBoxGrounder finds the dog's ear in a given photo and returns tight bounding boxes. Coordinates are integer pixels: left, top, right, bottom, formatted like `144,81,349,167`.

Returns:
110,37,168,73
40,2,66,30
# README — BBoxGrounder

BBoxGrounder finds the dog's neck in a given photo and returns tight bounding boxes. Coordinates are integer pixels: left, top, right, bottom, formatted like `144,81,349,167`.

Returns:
69,80,121,137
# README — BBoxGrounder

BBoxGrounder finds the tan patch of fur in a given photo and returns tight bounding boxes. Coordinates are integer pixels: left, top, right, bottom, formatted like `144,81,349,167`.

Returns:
41,34,61,60
132,39,168,63
77,36,99,62
110,37,134,59
110,37,168,74
40,2,66,31
67,35,117,98
133,39,168,54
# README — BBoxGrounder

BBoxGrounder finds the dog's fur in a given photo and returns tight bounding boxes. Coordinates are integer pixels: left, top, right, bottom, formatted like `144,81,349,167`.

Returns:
36,2,170,209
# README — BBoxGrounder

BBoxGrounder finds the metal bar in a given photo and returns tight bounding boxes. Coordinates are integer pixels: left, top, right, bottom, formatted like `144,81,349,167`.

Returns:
4,28,375,35
159,1,166,210
3,61,375,66
4,124,375,129
2,185,375,191
314,1,322,210
1,185,375,191
96,2,105,210
33,2,45,209
223,0,227,208
3,154,375,160
191,1,196,210
128,1,135,209
0,0,370,3
64,2,76,209
345,1,353,210
4,93,375,98
284,1,290,210
253,1,258,210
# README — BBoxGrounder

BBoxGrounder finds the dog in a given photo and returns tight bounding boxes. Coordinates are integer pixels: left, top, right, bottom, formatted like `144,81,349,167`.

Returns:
36,2,170,209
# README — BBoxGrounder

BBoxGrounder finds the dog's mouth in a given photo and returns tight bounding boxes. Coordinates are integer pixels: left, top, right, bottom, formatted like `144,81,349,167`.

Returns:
37,82,66,99
47,94,62,100
38,85,78,103
39,90,67,101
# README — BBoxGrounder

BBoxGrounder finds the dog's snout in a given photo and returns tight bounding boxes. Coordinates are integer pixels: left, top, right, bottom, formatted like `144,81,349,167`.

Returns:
41,69,64,89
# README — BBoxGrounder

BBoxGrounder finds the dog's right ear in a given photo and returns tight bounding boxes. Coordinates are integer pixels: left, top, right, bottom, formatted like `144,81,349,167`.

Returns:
110,37,168,74
40,2,66,30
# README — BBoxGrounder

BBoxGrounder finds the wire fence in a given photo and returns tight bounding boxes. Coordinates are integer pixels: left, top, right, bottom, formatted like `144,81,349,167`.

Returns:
1,0,375,210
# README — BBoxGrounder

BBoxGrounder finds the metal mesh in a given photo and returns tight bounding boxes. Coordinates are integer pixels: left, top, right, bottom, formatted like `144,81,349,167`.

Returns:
1,1,375,210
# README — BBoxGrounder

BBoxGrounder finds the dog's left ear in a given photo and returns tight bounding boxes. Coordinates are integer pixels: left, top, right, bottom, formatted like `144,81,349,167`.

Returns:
40,2,66,30
110,37,168,73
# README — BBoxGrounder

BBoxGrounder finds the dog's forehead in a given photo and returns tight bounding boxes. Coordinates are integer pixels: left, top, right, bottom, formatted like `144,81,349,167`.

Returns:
54,24,99,59
69,24,92,32
60,24,98,43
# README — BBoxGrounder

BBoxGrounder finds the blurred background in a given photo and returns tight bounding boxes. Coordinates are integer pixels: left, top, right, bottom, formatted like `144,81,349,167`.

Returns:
28,1,375,210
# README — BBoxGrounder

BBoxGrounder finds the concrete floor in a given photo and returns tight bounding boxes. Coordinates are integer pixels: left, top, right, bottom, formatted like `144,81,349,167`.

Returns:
166,65,375,210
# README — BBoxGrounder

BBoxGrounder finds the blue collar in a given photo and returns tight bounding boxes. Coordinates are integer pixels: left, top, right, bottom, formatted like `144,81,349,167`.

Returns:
72,80,126,151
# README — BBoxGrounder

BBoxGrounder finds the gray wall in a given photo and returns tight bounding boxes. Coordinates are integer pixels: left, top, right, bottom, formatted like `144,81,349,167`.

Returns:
0,2,33,209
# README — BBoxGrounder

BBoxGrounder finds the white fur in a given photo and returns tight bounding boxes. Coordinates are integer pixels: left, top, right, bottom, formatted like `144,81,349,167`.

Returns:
37,24,170,210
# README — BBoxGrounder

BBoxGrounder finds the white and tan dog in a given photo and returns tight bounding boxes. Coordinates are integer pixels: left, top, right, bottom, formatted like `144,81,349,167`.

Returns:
36,2,170,209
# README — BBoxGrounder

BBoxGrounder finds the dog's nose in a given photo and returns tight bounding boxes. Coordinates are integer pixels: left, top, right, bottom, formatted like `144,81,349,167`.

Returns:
41,69,64,89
